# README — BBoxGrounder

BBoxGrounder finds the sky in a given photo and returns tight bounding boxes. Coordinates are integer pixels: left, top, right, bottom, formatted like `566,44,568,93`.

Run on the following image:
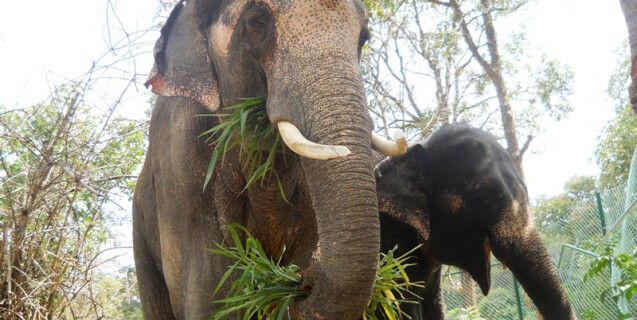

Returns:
0,0,630,201
522,1,627,198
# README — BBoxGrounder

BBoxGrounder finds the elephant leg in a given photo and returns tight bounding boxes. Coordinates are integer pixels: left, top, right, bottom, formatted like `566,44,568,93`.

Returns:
133,231,176,320
421,267,445,320
379,213,444,320
132,162,176,319
390,259,444,320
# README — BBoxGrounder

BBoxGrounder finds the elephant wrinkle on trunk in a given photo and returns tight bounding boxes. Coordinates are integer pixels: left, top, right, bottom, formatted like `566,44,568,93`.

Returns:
286,78,379,319
133,0,380,319
374,124,577,320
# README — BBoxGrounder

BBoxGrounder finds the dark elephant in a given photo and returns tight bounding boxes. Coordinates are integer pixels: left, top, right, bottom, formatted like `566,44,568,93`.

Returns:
375,125,577,320
132,0,406,319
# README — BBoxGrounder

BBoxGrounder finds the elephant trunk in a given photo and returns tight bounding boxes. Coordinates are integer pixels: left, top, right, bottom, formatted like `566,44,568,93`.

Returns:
490,212,577,319
270,60,379,319
296,139,378,319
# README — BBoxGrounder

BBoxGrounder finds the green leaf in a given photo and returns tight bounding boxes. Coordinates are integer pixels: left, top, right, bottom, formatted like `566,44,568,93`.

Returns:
203,149,219,191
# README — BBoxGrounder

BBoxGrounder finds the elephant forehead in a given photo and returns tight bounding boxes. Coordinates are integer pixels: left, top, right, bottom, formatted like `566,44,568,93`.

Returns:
273,0,363,59
210,22,234,57
443,192,464,214
209,0,246,57
209,0,364,59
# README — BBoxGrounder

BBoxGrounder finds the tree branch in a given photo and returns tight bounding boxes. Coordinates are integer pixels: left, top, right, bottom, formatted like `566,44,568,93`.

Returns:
519,134,534,158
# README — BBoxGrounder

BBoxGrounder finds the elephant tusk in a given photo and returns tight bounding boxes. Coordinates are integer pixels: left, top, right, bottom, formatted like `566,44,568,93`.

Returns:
277,121,351,160
372,131,408,156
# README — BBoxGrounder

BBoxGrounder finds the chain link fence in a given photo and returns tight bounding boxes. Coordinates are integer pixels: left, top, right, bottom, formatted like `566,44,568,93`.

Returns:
442,262,538,320
441,148,637,319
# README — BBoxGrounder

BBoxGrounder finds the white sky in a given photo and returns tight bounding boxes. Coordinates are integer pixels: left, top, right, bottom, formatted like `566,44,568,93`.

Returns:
0,0,629,200
522,0,627,198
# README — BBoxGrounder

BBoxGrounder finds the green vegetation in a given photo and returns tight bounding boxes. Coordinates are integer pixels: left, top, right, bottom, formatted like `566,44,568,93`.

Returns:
208,224,302,320
446,306,486,320
585,238,637,319
200,97,288,200
209,224,423,320
476,287,519,320
0,85,145,318
596,43,637,189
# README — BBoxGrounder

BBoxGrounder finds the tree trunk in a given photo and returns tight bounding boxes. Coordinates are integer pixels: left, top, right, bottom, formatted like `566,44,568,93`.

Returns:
461,271,477,308
620,0,637,111
447,0,527,181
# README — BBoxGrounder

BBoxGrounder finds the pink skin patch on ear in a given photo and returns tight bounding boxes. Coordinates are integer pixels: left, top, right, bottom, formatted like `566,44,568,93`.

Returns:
145,73,221,112
144,73,166,92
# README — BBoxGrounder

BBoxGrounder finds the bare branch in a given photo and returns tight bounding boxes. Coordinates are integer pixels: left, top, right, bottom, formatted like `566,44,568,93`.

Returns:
519,134,534,158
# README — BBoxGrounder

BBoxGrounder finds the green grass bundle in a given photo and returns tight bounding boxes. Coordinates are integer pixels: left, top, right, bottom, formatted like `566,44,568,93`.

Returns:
200,97,287,199
209,224,423,320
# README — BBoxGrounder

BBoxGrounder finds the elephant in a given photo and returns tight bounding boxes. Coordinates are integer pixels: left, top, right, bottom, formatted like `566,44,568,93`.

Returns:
375,124,577,320
132,0,406,319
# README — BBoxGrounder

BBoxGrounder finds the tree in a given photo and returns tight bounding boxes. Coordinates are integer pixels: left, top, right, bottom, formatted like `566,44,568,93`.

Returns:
477,287,519,320
585,236,637,319
363,0,573,180
0,82,146,318
595,43,637,189
619,0,637,112
533,175,596,256
534,176,596,221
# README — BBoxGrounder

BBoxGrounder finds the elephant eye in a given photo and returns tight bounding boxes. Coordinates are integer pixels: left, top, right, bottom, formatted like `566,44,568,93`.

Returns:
244,8,271,46
358,25,370,49
247,12,267,27
360,28,370,43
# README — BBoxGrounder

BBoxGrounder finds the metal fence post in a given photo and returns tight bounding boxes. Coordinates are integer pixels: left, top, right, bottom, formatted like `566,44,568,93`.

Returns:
596,192,607,236
513,276,524,320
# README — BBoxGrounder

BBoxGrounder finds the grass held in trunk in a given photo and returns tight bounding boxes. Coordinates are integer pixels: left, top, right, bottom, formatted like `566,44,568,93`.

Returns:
199,97,287,200
209,224,423,320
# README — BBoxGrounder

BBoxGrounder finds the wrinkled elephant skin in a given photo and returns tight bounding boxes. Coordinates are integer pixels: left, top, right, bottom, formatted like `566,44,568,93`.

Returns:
133,0,379,319
375,124,577,320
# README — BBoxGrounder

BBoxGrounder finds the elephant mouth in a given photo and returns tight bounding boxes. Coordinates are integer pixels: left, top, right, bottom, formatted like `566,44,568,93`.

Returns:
467,236,492,295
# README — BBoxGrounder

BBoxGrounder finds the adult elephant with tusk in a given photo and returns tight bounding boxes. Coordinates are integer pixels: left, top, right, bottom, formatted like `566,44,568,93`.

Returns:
375,124,577,320
132,0,406,319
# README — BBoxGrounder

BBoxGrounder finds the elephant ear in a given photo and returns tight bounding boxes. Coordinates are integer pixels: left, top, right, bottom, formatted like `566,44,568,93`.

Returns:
145,0,220,111
375,144,432,241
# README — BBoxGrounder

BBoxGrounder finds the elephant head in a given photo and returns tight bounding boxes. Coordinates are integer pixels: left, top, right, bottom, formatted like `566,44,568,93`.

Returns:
375,124,577,319
142,0,406,318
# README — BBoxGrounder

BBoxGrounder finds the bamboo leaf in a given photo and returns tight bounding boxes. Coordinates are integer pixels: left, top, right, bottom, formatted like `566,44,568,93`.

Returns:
200,97,290,200
203,149,219,191
210,224,422,320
